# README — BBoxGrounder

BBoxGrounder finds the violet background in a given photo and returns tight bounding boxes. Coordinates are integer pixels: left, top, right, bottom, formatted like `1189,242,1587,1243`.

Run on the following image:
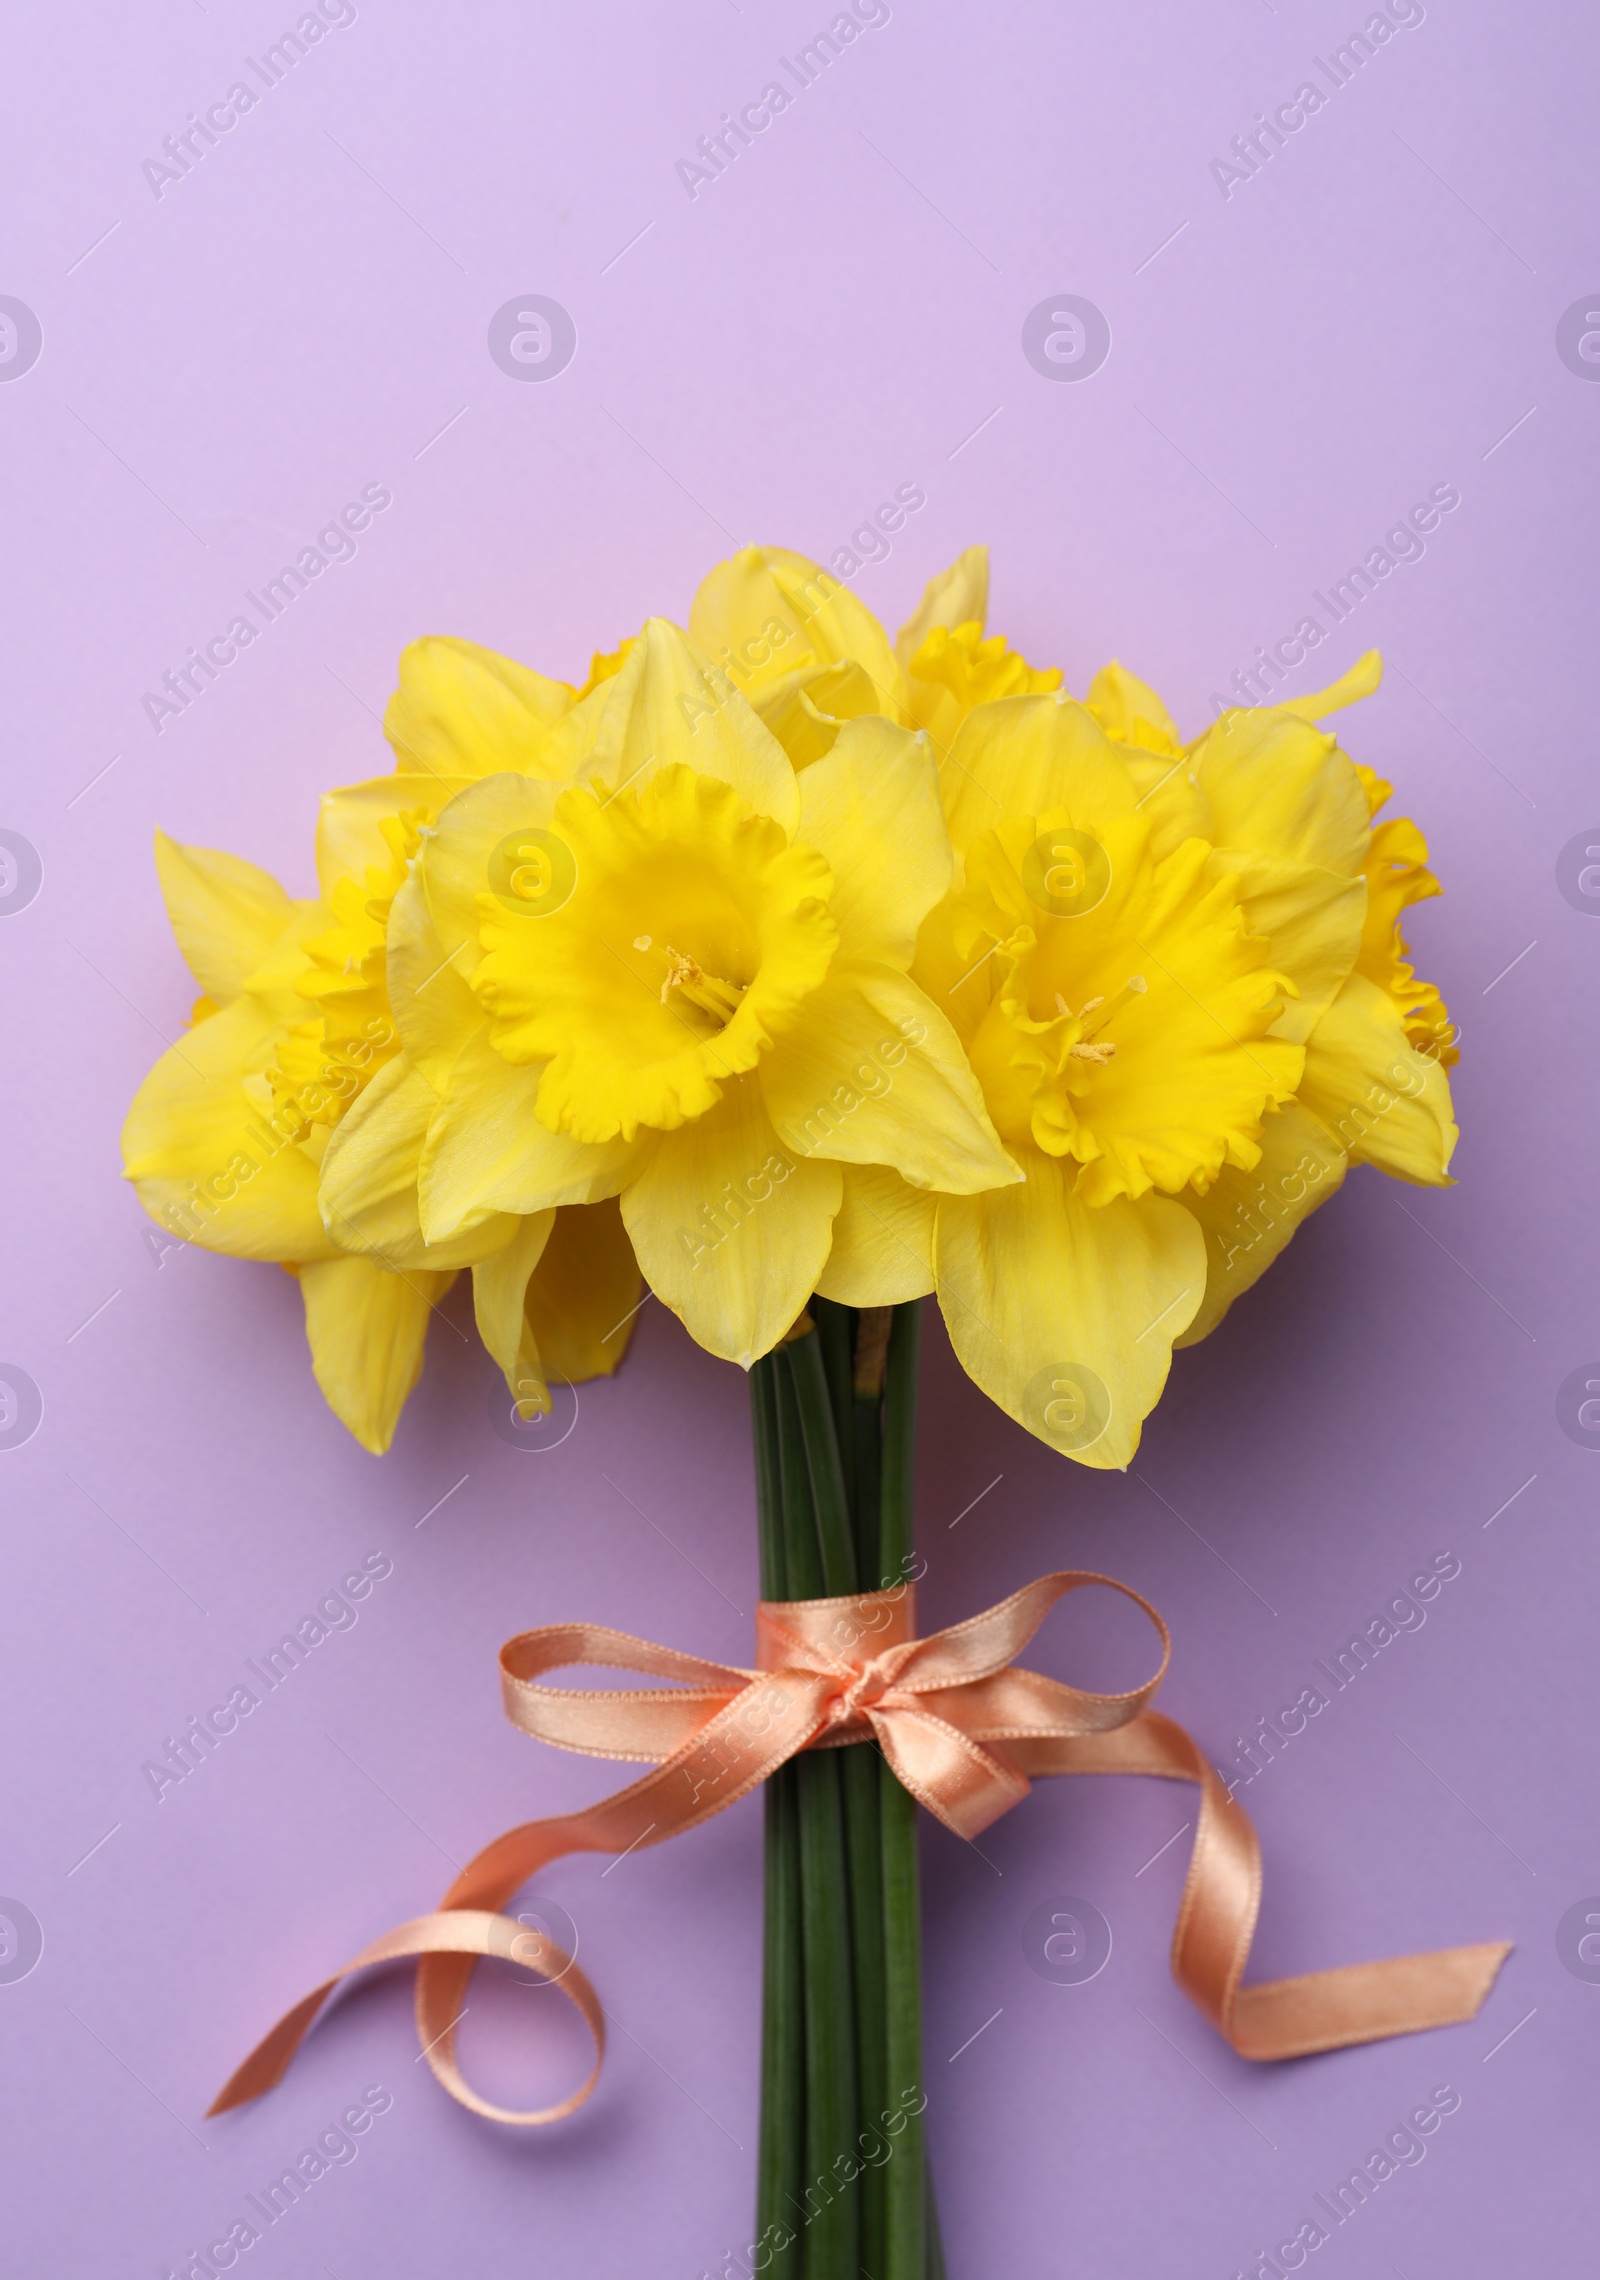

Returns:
1,1,1595,2273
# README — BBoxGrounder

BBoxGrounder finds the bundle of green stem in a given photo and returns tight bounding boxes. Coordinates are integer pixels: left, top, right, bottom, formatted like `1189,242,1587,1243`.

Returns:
750,1297,946,2279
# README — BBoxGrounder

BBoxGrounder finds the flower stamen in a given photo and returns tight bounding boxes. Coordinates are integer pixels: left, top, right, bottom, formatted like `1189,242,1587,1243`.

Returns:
1082,974,1146,1035
659,943,746,1024
1054,976,1147,1064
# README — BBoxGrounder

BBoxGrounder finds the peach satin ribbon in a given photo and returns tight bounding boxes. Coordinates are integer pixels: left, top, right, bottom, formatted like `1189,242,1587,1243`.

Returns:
210,1574,1509,2124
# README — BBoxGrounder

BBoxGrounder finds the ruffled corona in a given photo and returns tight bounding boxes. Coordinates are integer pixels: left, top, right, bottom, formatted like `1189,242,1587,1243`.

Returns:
475,766,839,1143
954,814,1300,1202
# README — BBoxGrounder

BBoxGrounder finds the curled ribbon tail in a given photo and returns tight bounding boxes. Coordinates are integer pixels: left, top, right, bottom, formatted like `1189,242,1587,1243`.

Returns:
207,1909,605,2124
1020,1709,1512,2060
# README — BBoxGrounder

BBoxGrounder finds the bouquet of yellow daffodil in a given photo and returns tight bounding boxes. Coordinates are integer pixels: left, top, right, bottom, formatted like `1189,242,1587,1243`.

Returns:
125,546,1458,2279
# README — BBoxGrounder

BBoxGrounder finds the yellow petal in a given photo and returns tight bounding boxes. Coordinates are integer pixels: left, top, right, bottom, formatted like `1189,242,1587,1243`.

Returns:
420,771,564,968
1207,852,1366,1045
1122,749,1214,861
122,994,337,1262
384,869,485,1092
906,624,1063,756
318,1055,519,1268
816,1167,936,1305
298,1255,454,1454
941,694,1137,856
1359,812,1439,969
525,1197,645,1382
1279,648,1382,721
894,546,990,670
1174,1100,1349,1345
909,890,990,1049
314,773,481,899
152,832,300,1005
384,635,577,778
577,637,635,695
795,715,953,964
1086,659,1210,862
567,617,800,835
418,1028,638,1240
934,1149,1204,1469
1297,972,1456,1183
688,545,822,695
759,962,1017,1194
620,1076,841,1366
748,659,883,769
689,545,906,724
1190,708,1370,878
1085,661,1182,755
1352,812,1457,1065
471,1208,556,1399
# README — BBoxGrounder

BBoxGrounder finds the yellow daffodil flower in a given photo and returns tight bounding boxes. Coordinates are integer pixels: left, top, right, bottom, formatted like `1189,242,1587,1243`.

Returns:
323,617,1019,1369
1083,650,1458,1349
687,542,1059,768
693,545,1456,1464
122,633,646,1450
899,657,1453,1463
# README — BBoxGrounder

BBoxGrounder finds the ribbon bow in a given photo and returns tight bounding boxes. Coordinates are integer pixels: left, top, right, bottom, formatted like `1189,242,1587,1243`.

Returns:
211,1572,1508,2125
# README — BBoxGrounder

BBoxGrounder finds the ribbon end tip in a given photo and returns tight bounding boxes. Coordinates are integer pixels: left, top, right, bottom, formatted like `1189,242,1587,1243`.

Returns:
1477,1939,1515,2001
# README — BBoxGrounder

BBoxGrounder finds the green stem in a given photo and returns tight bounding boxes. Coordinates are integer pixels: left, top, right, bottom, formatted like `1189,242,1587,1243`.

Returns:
852,1392,883,1589
810,1297,857,1505
753,1311,940,2278
776,1347,859,2276
924,2166,948,2280
836,1311,893,2279
785,1331,857,1598
879,1302,930,2280
878,1300,922,1580
752,1359,805,2276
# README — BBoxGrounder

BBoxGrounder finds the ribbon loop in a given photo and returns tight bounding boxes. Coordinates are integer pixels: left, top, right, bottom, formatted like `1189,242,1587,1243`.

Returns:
210,1572,1509,2126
